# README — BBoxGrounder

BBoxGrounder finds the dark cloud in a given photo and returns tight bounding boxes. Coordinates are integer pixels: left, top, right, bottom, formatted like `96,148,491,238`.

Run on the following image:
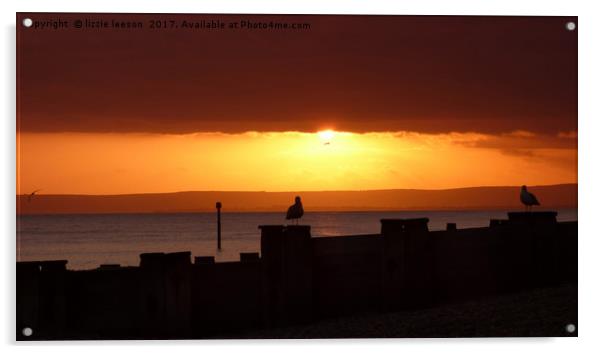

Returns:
452,130,577,159
457,130,577,150
17,14,577,134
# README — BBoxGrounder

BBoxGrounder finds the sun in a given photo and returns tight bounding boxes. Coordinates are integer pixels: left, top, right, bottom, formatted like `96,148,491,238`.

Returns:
318,129,335,142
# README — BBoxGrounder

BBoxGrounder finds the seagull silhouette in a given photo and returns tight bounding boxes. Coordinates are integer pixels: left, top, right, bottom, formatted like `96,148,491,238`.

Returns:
286,196,304,225
28,189,42,202
520,185,540,212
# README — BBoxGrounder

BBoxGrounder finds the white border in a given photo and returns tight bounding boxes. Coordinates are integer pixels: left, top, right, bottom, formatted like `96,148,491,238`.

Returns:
3,0,601,353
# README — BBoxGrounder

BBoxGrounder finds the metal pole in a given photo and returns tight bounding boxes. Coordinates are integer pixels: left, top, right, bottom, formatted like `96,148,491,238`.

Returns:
216,202,222,250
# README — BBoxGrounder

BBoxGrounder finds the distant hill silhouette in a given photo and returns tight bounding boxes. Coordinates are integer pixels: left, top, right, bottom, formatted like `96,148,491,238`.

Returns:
17,184,577,214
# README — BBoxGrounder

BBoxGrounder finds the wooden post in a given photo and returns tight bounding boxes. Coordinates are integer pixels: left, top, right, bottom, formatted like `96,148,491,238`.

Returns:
381,218,431,311
216,202,222,250
259,225,312,327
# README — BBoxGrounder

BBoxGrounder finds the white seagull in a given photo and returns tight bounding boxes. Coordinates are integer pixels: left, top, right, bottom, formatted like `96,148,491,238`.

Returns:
520,185,540,211
286,196,304,225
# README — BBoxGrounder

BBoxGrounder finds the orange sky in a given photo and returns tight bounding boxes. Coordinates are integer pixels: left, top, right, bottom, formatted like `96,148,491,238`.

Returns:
16,130,576,195
16,14,577,195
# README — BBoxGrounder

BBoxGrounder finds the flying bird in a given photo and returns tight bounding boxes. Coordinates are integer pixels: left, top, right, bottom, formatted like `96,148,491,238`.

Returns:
520,185,540,211
286,196,304,225
27,189,42,202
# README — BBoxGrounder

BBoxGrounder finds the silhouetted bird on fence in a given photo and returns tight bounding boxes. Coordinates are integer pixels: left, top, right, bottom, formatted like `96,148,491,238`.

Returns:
520,185,540,211
286,196,304,225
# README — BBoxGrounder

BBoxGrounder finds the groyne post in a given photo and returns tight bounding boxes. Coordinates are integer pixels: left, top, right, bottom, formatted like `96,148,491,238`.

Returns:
282,225,313,324
259,225,313,327
216,202,222,250
16,260,68,340
381,218,433,311
164,252,192,337
139,252,192,338
259,225,285,327
507,211,559,286
139,253,167,336
16,262,41,340
39,261,68,338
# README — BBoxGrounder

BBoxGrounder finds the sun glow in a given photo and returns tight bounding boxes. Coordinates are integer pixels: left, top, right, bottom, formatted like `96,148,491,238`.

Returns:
318,130,335,142
17,131,577,194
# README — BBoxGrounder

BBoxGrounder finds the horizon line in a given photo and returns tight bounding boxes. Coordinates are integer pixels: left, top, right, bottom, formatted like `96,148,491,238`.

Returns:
16,182,577,197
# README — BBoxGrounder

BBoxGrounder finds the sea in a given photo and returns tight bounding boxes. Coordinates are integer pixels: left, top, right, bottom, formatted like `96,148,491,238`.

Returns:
16,209,578,270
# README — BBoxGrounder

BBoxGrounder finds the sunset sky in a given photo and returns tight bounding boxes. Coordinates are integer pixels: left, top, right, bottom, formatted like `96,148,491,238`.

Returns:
17,14,577,195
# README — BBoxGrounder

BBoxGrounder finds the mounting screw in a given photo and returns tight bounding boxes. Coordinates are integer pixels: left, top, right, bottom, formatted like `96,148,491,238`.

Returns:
566,22,576,31
566,323,576,333
22,327,33,337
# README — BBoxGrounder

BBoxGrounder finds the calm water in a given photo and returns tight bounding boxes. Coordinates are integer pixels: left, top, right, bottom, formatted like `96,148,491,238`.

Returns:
17,210,577,270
